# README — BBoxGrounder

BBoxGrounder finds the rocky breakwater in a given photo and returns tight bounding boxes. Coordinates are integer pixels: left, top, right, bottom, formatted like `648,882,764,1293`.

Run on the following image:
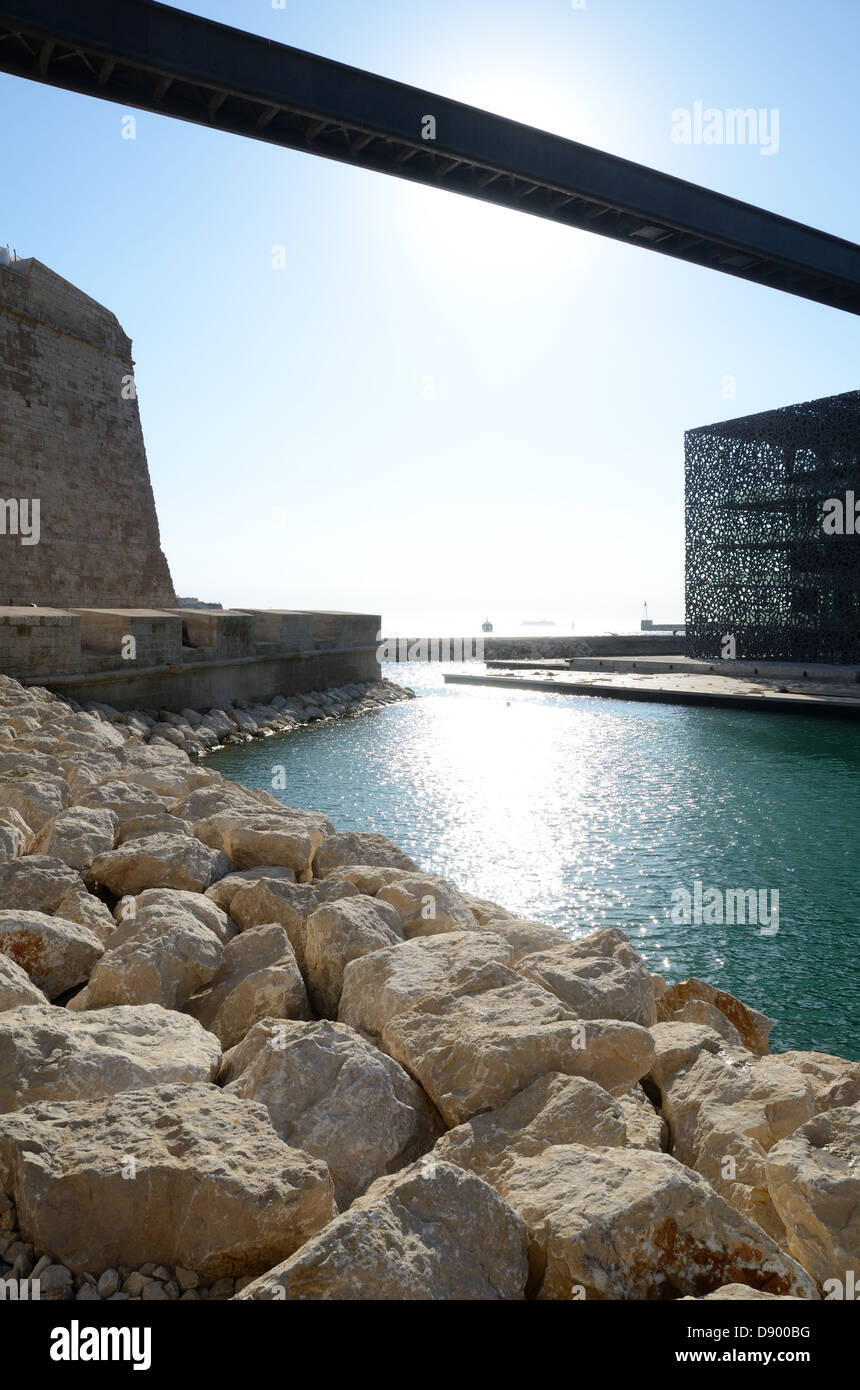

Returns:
72,679,415,758
0,670,857,1301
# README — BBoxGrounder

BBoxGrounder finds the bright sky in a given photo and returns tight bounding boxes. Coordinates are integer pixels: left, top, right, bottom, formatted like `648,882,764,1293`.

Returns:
2,0,859,634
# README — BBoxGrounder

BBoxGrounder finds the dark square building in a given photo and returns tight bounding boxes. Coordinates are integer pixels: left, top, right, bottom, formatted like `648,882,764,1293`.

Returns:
685,389,860,664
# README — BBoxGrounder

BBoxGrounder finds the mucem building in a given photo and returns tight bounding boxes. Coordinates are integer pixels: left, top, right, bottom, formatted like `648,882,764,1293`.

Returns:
685,389,860,665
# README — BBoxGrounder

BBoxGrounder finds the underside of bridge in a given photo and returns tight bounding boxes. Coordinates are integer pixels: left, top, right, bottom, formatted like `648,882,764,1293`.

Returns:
1,0,860,315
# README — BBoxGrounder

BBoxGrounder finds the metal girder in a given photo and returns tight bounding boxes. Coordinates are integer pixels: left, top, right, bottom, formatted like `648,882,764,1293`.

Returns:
1,0,860,314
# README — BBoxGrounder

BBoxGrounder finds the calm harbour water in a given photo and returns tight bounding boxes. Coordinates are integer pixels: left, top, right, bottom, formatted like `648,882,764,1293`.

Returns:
208,663,860,1060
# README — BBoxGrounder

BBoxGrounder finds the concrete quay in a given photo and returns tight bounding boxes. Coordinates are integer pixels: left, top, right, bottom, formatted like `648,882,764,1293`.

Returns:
445,667,860,718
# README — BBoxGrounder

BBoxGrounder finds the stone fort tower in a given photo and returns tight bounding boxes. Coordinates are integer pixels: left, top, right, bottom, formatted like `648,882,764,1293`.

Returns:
0,256,176,608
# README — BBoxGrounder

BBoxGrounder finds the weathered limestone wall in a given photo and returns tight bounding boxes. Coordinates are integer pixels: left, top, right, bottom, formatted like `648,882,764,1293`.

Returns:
0,607,80,674
0,258,176,608
24,646,381,711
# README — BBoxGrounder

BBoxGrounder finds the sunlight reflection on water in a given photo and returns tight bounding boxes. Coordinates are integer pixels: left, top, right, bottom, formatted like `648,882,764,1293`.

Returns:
207,663,860,1058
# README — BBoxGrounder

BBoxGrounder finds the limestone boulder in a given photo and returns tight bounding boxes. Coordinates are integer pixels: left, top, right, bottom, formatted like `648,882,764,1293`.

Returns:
338,930,516,1042
74,780,171,828
657,996,744,1047
235,1159,528,1300
374,872,477,938
313,832,419,879
0,855,83,913
772,1051,860,1113
516,927,657,1028
304,896,404,1017
460,891,516,925
89,833,232,896
34,806,118,872
0,1003,220,1110
113,888,236,944
117,812,193,844
380,962,656,1126
0,1084,335,1281
223,1018,441,1207
0,773,68,832
434,1073,629,1184
192,810,331,878
204,866,296,912
0,954,47,1011
0,909,103,998
324,864,413,896
169,783,280,822
651,1033,815,1240
53,887,118,944
450,1135,816,1299
482,918,571,962
648,1021,727,1086
72,908,223,1012
0,807,33,862
657,977,773,1054
228,875,359,971
766,1105,860,1286
185,926,310,1049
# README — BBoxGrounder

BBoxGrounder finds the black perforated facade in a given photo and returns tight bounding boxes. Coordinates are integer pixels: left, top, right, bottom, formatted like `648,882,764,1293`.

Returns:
685,390,860,664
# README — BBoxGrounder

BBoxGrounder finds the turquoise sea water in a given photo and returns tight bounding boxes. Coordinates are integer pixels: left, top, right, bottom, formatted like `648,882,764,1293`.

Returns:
207,663,860,1060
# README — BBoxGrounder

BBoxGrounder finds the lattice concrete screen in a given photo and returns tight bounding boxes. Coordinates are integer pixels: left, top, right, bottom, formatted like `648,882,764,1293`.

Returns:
685,390,860,664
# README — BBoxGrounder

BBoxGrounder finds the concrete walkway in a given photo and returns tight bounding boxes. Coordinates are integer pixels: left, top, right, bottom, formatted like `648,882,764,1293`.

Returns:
444,667,860,718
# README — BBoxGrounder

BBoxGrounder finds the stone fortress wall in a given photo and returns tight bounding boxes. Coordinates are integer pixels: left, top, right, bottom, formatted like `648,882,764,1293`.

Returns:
0,257,175,608
0,257,381,707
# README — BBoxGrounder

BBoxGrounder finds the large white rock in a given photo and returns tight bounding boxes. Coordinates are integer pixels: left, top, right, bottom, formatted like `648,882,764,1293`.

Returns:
0,773,68,832
72,906,224,1012
313,832,419,878
0,953,47,1011
434,1072,630,1183
483,1146,817,1300
338,930,517,1042
53,887,118,944
33,806,118,872
0,1003,220,1110
222,1018,441,1207
192,810,331,878
480,918,570,962
772,1051,860,1113
304,896,404,1017
75,779,171,828
0,1083,336,1281
228,876,360,971
766,1105,860,1286
234,1159,529,1300
0,855,83,913
657,977,773,1055
204,866,296,912
185,926,310,1049
0,909,103,998
0,807,33,863
380,962,656,1126
374,872,477,937
650,1029,815,1241
89,833,232,895
113,888,236,943
516,927,657,1027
